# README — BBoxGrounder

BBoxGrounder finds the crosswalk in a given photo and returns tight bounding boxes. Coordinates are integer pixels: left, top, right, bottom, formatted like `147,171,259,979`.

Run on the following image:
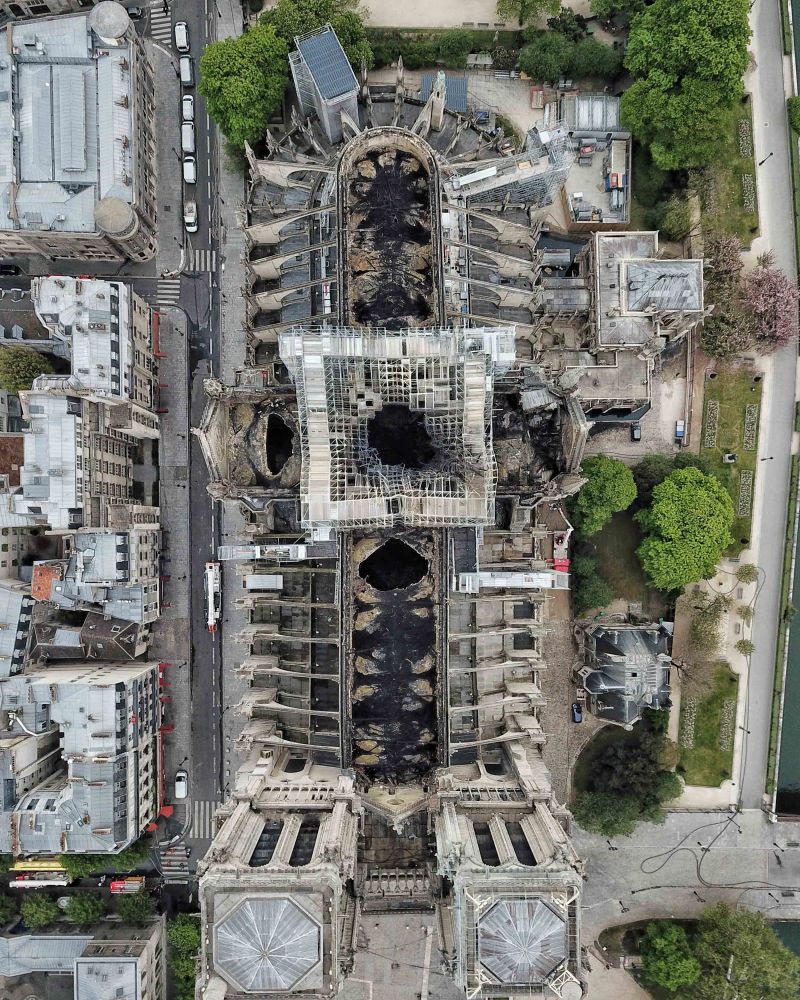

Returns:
148,1,173,46
159,843,191,883
155,278,181,307
188,248,217,273
193,798,220,841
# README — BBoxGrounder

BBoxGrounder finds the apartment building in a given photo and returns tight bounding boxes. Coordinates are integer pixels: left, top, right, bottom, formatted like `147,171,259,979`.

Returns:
0,660,162,855
33,276,157,410
0,3,157,262
0,1,103,26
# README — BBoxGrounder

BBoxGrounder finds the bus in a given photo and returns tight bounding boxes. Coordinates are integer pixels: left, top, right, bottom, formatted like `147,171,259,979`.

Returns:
204,561,221,632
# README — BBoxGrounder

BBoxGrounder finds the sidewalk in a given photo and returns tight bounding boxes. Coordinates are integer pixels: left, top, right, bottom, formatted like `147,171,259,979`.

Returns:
213,0,253,794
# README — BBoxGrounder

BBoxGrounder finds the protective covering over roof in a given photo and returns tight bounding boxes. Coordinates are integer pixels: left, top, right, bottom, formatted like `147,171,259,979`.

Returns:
478,898,566,984
421,73,468,114
561,92,622,134
214,896,321,992
295,24,357,101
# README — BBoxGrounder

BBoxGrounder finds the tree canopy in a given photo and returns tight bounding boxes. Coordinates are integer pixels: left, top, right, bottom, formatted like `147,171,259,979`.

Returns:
640,921,701,993
168,914,202,1000
199,23,288,149
0,347,53,395
572,790,641,836
65,895,106,925
636,466,734,591
591,0,647,18
20,895,60,929
571,455,637,536
692,904,800,1000
116,890,156,924
262,0,372,68
59,840,150,879
620,0,751,169
0,894,17,926
741,251,799,353
496,0,560,26
518,29,574,83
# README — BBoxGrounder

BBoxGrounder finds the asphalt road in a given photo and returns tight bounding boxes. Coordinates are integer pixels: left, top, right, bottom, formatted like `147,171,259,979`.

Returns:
737,0,798,809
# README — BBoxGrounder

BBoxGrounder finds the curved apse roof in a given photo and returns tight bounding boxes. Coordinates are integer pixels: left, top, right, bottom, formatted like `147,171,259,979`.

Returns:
214,896,321,992
478,898,566,984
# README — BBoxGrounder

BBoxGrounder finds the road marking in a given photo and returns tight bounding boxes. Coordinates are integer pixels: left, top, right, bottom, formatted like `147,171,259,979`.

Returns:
148,2,173,46
188,248,217,273
420,927,433,1000
192,799,219,840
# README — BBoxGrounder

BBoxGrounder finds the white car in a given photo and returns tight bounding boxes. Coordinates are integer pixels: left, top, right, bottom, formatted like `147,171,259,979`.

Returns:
182,94,194,123
183,200,198,234
182,156,196,185
174,21,189,53
174,769,188,800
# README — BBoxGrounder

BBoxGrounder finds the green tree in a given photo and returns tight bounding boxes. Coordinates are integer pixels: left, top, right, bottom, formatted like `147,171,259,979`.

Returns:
591,0,647,18
199,23,288,148
640,920,701,993
573,791,641,836
60,840,150,880
518,30,574,83
496,0,560,26
569,37,621,80
547,7,587,40
692,904,800,1000
0,855,12,873
572,573,614,615
700,305,756,360
736,563,759,583
620,0,751,170
572,455,637,536
262,0,372,68
20,895,60,929
0,347,54,394
689,594,730,656
657,195,695,241
168,914,202,956
116,891,155,924
636,466,734,591
789,96,800,134
0,894,18,925
735,638,754,656
436,30,473,69
738,603,754,624
64,894,106,925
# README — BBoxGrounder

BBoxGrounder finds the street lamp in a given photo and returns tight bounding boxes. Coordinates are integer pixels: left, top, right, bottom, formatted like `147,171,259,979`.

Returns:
758,151,774,166
170,146,182,163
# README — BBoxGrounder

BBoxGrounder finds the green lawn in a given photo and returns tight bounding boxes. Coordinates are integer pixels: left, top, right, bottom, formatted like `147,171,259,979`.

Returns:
699,369,763,556
678,664,739,786
697,100,759,245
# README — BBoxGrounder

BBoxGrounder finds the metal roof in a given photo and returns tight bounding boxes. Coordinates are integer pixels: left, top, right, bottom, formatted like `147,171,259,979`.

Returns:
421,73,468,114
0,582,32,678
75,955,139,1000
0,12,135,234
0,934,92,978
478,898,566,984
295,25,357,101
214,896,321,992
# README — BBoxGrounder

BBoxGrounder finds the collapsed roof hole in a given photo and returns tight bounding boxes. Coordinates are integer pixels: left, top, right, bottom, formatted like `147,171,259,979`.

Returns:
266,412,293,475
359,537,428,591
367,404,436,469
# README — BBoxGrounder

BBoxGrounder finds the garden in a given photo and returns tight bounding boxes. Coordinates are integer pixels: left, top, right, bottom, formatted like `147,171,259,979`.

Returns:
699,368,763,555
677,663,739,787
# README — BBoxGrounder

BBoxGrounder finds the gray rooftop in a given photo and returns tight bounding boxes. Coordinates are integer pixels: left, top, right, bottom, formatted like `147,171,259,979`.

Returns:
421,73,468,114
0,934,92,978
295,24,357,101
74,956,139,1000
0,11,136,235
478,898,566,984
0,582,33,678
561,93,622,134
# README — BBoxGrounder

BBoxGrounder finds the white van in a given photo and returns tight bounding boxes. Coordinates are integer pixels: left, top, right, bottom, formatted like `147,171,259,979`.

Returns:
183,200,198,233
174,769,188,800
179,56,193,87
181,121,196,154
174,21,189,53
182,156,197,185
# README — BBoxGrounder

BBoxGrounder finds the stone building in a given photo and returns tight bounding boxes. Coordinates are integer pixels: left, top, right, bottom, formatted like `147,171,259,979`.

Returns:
196,64,590,997
0,0,104,26
0,3,157,263
0,660,163,855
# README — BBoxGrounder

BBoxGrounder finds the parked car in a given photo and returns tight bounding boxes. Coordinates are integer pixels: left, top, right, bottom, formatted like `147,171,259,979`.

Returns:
571,702,583,724
181,121,196,154
179,56,194,87
126,5,143,19
182,94,195,122
174,21,190,53
182,156,197,185
174,769,188,799
183,200,198,234
630,421,641,442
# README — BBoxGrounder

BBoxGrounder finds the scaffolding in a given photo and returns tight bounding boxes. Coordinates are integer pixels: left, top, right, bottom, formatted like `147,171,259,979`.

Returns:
279,325,516,533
